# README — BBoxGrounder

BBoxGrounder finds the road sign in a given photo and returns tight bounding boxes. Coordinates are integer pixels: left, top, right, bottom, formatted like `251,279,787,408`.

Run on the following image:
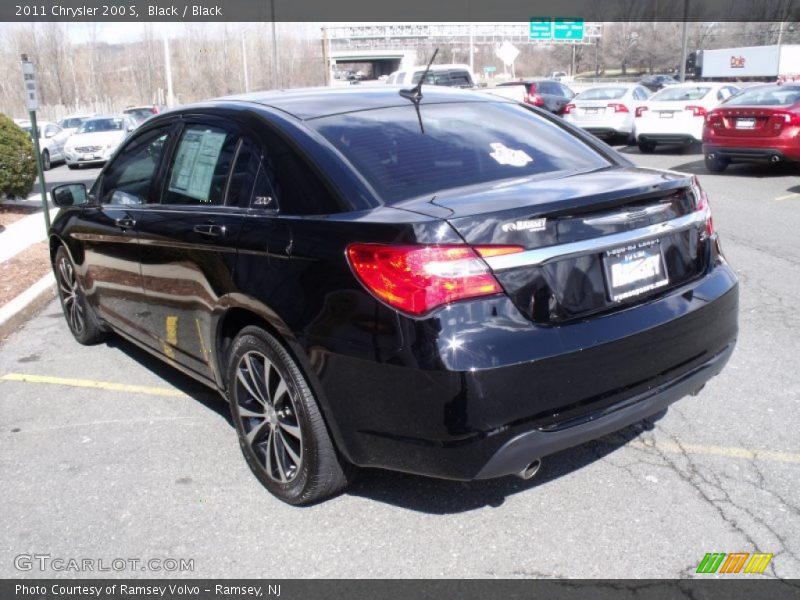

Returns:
553,19,584,41
483,66,497,73
495,41,520,66
529,18,552,40
20,59,38,110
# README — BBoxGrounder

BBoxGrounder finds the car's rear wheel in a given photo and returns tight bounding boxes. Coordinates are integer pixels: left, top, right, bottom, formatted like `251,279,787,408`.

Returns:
638,140,657,153
704,154,729,173
54,246,106,345
227,326,352,505
41,149,51,171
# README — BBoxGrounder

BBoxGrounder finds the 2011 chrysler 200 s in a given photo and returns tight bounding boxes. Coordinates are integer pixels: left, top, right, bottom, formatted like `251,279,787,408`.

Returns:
48,86,738,504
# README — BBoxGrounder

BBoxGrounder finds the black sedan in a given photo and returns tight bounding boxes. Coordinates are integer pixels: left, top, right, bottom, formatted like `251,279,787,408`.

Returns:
639,74,679,92
48,86,738,504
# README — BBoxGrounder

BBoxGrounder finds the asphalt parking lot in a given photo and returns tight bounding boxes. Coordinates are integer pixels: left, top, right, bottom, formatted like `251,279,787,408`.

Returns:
1,151,799,579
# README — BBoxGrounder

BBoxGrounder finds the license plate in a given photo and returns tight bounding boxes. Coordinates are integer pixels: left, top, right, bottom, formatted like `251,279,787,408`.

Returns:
736,118,756,129
659,111,674,118
603,239,669,302
585,107,603,115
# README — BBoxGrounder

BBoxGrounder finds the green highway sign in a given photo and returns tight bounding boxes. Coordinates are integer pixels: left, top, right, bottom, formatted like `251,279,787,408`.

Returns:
483,66,497,73
529,18,552,40
529,18,584,41
553,18,584,40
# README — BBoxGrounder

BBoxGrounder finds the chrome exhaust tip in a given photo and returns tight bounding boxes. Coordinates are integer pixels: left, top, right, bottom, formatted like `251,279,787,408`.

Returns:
517,459,542,480
707,153,715,159
770,155,781,163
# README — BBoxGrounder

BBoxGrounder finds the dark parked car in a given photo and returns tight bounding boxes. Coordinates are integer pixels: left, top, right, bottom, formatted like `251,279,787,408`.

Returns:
639,74,678,92
703,83,800,172
495,79,575,114
48,87,738,504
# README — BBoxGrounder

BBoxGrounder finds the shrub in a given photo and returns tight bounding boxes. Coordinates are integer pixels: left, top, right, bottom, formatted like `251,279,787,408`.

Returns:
0,113,36,198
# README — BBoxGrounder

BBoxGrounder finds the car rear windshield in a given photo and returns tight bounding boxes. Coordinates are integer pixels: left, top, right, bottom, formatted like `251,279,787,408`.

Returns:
724,85,800,106
578,87,629,100
650,86,711,101
411,70,473,87
310,101,611,203
124,108,154,119
60,117,85,128
78,118,124,133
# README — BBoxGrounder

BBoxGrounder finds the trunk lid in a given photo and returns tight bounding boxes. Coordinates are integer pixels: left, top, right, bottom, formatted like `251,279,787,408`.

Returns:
712,105,789,138
396,167,709,323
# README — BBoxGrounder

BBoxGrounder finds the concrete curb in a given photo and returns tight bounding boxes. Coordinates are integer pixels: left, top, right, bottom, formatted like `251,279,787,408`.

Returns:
0,273,56,342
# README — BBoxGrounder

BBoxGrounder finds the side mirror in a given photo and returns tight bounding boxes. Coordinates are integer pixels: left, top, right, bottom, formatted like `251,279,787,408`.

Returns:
45,130,55,139
51,183,89,207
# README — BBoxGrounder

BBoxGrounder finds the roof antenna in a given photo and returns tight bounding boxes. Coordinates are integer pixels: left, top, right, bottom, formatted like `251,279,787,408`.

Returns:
399,47,439,133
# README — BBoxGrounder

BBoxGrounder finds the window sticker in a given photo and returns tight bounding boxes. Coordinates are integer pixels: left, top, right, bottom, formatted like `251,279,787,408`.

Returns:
488,142,533,167
168,128,227,202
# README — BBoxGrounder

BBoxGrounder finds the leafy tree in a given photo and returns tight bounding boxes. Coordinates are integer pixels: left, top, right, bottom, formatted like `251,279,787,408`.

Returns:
0,113,36,198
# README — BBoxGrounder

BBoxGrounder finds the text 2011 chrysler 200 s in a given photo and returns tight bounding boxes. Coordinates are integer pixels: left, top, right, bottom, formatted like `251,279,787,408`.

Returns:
47,86,738,504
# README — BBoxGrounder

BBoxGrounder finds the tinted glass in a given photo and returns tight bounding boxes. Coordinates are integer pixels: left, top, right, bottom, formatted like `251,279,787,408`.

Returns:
101,128,171,205
650,86,711,101
227,137,264,208
60,117,86,129
723,85,800,106
578,87,628,101
78,118,125,133
163,125,238,206
311,102,610,204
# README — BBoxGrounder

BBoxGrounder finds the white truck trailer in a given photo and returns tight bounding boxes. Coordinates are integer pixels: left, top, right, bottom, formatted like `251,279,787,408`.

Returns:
698,45,800,80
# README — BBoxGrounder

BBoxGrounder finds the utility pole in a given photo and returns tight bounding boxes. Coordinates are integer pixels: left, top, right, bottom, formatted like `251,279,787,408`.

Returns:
242,36,250,92
163,35,174,107
321,26,331,86
469,24,475,76
270,0,279,88
679,0,690,82
20,54,49,232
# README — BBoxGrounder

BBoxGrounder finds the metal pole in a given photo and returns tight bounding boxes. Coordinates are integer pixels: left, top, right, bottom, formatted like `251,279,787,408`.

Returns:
469,24,474,77
28,110,50,231
242,37,250,92
321,26,331,86
679,0,690,82
163,35,174,107
270,0,279,88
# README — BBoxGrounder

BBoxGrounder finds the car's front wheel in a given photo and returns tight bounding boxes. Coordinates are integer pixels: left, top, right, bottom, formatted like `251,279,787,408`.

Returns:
226,326,352,504
704,154,729,173
54,246,107,345
41,149,51,171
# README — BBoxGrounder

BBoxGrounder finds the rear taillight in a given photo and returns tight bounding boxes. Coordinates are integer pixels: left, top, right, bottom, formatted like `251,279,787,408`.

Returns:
691,178,714,237
635,106,648,118
686,105,707,117
607,103,629,113
771,111,800,126
525,94,545,107
346,244,522,316
705,112,723,128
563,103,575,114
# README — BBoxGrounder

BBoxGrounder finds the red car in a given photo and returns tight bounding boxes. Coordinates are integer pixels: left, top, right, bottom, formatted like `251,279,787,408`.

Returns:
702,83,800,172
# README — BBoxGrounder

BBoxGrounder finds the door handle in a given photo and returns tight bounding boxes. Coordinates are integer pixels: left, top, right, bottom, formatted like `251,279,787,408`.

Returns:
115,217,136,229
193,224,226,237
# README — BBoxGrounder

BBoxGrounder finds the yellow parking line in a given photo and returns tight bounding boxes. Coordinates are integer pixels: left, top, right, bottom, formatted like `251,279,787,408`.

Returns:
627,439,800,464
775,193,800,202
0,373,187,398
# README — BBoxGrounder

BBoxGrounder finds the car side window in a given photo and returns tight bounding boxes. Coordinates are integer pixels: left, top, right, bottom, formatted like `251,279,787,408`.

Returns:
717,88,730,101
227,137,270,209
100,127,171,205
162,124,238,206
259,130,339,216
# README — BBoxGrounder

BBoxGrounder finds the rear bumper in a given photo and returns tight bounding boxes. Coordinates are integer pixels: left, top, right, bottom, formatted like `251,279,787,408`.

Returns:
637,119,704,144
703,144,800,163
314,254,739,480
475,341,734,478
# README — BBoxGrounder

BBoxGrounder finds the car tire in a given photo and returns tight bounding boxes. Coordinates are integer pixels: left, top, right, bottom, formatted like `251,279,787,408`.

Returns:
638,140,657,153
227,326,353,505
704,154,729,173
54,246,107,345
41,149,51,171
